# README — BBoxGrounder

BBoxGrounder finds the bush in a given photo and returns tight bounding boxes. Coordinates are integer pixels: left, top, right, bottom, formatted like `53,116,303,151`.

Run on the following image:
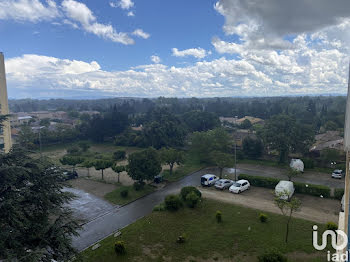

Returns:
259,213,268,223
185,191,200,208
133,181,145,191
238,174,279,189
258,249,287,262
216,210,222,223
294,182,331,198
326,222,338,231
114,241,126,255
67,145,80,155
302,158,314,169
176,233,187,244
153,203,165,211
180,186,202,201
165,194,182,211
120,189,129,198
113,150,126,161
334,188,344,200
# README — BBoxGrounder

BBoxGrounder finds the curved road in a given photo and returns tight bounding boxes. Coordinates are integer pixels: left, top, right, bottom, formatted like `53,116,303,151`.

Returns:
72,165,344,251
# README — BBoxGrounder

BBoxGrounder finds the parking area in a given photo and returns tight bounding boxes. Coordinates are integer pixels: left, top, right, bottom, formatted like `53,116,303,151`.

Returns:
200,186,340,224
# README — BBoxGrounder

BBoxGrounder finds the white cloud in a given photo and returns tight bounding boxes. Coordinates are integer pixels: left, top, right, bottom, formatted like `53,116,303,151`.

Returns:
212,37,242,54
0,0,60,22
132,29,150,39
172,48,207,59
127,11,135,17
151,55,161,63
62,0,134,45
117,0,134,10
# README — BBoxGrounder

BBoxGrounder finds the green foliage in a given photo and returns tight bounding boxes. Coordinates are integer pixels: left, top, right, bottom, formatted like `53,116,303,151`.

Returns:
113,150,126,161
326,222,338,231
238,174,279,189
66,145,81,155
164,194,183,211
185,191,200,208
128,148,162,183
259,213,268,223
160,148,184,176
153,203,166,211
324,120,338,131
114,241,126,255
334,188,344,200
211,151,234,178
216,210,222,223
93,159,113,180
60,155,84,171
120,189,129,198
180,186,202,201
242,137,264,159
301,158,314,169
133,181,145,191
286,168,300,181
293,182,331,198
0,149,80,261
241,119,252,129
321,148,341,163
78,141,90,152
182,110,220,132
258,249,287,262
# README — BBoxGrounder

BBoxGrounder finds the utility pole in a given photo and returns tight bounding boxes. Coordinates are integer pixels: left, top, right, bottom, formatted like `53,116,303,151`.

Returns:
234,140,237,181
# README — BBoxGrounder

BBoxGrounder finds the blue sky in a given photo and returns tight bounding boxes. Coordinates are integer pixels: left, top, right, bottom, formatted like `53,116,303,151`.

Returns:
1,0,350,99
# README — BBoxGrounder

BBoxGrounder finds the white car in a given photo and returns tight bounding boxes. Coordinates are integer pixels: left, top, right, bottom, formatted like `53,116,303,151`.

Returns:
332,170,344,179
214,179,234,190
229,179,250,194
201,174,219,186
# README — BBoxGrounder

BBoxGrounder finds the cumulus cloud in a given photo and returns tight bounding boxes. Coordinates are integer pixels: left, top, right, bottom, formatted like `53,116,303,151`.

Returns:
132,29,150,39
117,0,134,10
0,0,60,22
172,48,208,59
62,0,134,45
127,11,135,17
151,55,161,63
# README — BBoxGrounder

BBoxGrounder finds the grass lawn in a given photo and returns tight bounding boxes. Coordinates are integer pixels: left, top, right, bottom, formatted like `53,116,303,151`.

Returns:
162,154,206,182
104,184,155,205
79,199,329,262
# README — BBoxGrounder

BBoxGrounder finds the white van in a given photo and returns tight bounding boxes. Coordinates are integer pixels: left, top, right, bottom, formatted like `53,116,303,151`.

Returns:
201,174,219,186
275,180,295,200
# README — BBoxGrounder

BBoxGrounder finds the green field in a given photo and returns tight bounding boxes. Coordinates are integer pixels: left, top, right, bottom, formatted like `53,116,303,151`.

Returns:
104,184,155,205
79,199,329,262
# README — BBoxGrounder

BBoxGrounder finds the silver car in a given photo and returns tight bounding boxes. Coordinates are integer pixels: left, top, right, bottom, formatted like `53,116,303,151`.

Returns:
215,179,234,190
332,169,344,179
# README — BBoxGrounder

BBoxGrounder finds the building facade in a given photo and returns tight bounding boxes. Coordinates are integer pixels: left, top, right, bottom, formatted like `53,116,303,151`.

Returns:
0,52,12,153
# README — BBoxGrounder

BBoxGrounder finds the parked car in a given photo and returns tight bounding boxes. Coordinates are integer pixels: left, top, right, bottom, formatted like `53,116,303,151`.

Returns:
201,174,219,186
332,169,344,179
62,170,78,181
275,180,294,200
154,175,163,184
229,179,250,194
215,179,234,190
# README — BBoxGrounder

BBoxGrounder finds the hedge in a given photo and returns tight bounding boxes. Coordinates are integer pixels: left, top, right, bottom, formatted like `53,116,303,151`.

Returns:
334,188,344,200
238,174,331,198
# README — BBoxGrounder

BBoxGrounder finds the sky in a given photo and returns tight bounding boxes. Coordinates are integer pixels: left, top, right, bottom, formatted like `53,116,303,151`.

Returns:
1,0,350,99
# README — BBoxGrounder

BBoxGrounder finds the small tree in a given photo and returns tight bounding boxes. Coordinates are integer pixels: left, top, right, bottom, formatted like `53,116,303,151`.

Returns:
211,151,234,179
66,145,81,155
82,160,94,177
161,148,184,176
93,159,113,180
60,155,84,172
113,150,126,161
112,164,126,183
78,141,90,152
286,168,300,181
274,192,301,243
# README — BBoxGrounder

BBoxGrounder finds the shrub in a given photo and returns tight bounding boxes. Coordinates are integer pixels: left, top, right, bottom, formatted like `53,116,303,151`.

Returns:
180,186,202,201
113,150,126,161
301,158,314,169
326,222,338,231
114,241,126,255
67,145,80,155
258,249,287,262
153,203,165,211
185,191,200,208
259,213,268,223
238,174,279,189
334,188,345,200
165,194,182,211
120,189,129,198
216,211,222,223
294,182,331,198
176,233,187,243
133,181,145,191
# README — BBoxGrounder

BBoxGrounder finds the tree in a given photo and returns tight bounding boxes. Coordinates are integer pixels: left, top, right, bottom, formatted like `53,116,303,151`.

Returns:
182,110,220,132
112,164,126,183
242,137,264,159
82,159,94,177
241,119,252,129
60,155,84,172
128,148,162,184
17,124,36,149
78,141,90,152
66,145,80,155
274,193,301,243
0,149,80,261
211,151,234,179
160,148,184,176
93,159,113,180
286,168,300,181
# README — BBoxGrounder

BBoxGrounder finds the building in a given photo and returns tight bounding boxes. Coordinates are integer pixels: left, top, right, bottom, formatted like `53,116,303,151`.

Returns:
0,52,12,153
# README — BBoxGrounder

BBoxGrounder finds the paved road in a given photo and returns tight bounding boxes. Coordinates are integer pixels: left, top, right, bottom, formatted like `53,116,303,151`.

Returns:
72,164,344,251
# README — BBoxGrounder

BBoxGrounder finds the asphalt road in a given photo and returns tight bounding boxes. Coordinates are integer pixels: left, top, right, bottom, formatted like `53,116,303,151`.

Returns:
72,164,344,251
